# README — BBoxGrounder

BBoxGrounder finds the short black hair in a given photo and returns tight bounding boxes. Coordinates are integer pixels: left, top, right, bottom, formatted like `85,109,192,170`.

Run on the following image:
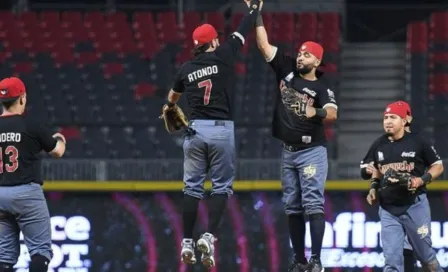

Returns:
192,43,211,56
1,98,19,110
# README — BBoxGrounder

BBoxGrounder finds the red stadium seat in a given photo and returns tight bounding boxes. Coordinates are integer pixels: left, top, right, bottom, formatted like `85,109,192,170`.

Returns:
272,13,294,42
235,62,247,75
134,83,157,100
17,12,37,28
156,11,179,43
61,12,83,26
319,13,340,53
295,13,318,46
181,11,201,35
0,11,15,29
41,11,60,26
75,52,100,67
429,12,448,42
406,22,428,54
204,12,225,33
52,49,75,66
429,74,448,94
59,127,81,140
13,62,34,74
103,63,124,78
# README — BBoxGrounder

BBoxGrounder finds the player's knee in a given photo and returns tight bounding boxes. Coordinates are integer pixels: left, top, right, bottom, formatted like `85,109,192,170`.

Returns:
29,254,50,272
183,185,205,199
0,262,14,272
308,212,324,220
304,205,324,215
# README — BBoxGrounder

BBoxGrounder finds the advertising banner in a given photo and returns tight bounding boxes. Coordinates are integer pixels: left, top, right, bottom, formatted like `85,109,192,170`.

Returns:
13,191,448,272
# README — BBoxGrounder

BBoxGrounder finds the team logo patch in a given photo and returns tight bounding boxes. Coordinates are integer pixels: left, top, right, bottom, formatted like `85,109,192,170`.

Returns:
301,45,306,50
378,151,384,161
417,224,429,239
386,107,391,112
303,164,316,179
194,40,198,45
0,89,7,95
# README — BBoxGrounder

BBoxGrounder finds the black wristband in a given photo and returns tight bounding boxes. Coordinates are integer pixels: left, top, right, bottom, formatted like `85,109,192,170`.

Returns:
256,13,264,27
167,101,176,108
370,178,380,190
315,108,327,118
421,173,433,184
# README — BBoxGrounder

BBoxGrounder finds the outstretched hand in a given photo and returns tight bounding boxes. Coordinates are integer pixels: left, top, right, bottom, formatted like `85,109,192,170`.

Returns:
243,0,263,11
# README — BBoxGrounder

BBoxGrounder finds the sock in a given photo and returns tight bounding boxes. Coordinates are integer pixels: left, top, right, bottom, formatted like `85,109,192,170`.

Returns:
208,194,228,236
182,194,200,239
288,214,306,263
403,249,416,271
309,213,325,257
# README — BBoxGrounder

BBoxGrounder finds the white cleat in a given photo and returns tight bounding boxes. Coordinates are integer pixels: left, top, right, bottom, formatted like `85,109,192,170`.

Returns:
197,232,216,269
180,238,196,264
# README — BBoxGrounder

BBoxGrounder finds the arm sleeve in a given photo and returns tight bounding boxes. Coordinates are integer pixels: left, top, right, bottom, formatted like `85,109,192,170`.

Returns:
317,87,338,110
216,2,259,61
171,68,185,93
421,138,443,167
267,47,296,81
30,123,57,152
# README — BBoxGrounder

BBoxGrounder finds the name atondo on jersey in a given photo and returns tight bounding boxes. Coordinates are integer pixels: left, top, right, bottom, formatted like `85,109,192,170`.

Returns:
0,132,21,143
188,65,219,82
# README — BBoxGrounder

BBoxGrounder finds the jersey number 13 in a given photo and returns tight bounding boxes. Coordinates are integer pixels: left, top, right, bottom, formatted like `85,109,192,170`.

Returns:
198,79,213,105
0,146,19,173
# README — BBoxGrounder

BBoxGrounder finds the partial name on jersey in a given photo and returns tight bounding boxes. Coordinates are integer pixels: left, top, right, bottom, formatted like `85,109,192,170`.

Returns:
187,65,219,83
0,132,21,143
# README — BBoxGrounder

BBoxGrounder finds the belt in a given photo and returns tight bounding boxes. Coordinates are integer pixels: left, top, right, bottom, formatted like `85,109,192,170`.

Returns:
282,143,302,152
188,120,226,126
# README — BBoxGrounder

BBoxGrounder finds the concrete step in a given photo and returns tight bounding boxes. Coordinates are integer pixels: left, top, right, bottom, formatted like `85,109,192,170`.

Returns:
342,68,404,79
338,90,401,99
342,59,405,69
338,110,383,121
339,98,393,110
338,121,383,132
340,79,403,89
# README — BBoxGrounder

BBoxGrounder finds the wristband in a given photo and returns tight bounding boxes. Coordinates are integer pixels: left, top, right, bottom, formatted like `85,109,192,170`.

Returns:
167,101,176,108
421,173,432,184
255,13,264,27
315,108,327,118
370,178,380,190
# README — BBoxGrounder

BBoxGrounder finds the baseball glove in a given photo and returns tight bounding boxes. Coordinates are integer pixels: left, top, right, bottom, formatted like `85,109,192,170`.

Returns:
160,104,189,134
383,168,413,190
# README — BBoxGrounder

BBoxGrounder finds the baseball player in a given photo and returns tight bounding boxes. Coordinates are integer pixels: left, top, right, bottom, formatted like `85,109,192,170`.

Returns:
161,1,262,269
366,101,444,272
360,100,416,271
253,5,338,272
0,77,66,272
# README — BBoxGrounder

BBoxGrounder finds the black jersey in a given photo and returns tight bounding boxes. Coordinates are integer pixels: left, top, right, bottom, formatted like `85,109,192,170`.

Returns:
371,132,442,214
267,47,337,149
360,134,389,180
172,37,242,120
0,115,57,186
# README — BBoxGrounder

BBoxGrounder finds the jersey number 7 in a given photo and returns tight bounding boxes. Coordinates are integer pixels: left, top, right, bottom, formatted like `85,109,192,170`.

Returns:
0,146,19,173
198,79,213,105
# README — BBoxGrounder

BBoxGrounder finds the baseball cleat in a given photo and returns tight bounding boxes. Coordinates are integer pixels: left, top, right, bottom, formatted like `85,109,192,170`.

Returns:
306,255,324,272
180,238,196,264
197,232,216,269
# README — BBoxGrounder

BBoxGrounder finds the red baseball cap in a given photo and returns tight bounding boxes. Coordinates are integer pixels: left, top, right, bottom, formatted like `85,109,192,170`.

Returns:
384,101,408,119
0,77,26,102
192,24,218,46
395,100,412,116
298,41,324,60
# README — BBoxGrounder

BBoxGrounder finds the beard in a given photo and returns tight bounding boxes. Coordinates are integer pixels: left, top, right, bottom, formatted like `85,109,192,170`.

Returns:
296,63,314,75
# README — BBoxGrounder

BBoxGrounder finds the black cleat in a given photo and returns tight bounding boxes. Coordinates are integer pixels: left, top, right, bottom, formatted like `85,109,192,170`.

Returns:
306,256,324,272
288,259,308,272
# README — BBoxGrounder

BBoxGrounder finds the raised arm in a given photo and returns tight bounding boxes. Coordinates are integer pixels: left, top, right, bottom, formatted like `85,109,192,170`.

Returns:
253,8,276,61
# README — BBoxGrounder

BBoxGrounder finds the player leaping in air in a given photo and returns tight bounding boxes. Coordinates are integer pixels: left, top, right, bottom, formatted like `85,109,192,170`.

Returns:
161,1,262,269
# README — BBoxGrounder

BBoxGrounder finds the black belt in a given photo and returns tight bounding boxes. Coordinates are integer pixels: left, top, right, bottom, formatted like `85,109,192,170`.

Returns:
282,143,302,152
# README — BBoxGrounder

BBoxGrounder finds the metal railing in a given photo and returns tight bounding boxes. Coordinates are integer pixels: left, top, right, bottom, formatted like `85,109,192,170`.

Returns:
40,158,447,181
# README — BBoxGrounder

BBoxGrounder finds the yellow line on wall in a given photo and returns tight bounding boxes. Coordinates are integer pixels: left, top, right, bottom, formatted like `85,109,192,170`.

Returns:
41,180,448,192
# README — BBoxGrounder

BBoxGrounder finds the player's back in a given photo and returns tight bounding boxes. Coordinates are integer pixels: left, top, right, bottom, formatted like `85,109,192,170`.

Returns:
0,115,53,186
177,45,237,120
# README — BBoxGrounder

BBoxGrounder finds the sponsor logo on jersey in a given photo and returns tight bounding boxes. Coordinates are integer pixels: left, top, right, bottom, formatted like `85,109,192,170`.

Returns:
401,151,416,158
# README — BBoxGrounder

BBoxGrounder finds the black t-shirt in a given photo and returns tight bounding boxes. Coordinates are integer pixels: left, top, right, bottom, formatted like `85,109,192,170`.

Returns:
371,132,442,215
0,115,57,186
172,35,244,121
267,47,338,149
